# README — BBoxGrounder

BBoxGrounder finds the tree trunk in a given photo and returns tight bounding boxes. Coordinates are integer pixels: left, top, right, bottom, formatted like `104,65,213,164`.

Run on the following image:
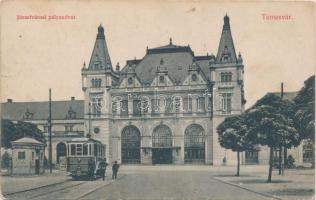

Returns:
278,145,282,175
284,148,287,167
268,147,273,183
236,151,240,176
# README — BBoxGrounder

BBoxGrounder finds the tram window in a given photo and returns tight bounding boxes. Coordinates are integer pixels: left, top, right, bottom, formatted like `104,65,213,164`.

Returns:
94,144,97,156
71,144,76,155
89,144,92,156
77,144,83,155
83,144,88,155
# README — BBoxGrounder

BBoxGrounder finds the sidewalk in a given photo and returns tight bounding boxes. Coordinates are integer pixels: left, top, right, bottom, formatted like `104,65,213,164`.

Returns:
215,167,315,200
0,169,71,195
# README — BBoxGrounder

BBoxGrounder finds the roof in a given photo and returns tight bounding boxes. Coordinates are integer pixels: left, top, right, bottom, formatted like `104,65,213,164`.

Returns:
68,137,102,143
269,91,298,101
1,100,84,121
87,25,112,70
120,41,212,84
216,15,238,63
12,137,43,145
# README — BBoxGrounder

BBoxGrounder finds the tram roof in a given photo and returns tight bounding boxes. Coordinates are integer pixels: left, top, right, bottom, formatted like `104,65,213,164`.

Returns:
68,137,102,144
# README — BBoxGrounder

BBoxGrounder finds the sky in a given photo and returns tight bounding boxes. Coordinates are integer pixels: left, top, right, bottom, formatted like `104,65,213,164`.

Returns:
1,0,315,108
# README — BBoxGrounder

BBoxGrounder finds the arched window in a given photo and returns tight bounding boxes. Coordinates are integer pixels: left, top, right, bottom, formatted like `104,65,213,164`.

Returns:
184,124,205,163
152,125,172,147
121,126,141,164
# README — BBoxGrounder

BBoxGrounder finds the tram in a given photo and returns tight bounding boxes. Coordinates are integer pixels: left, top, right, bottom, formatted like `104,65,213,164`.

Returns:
67,138,106,180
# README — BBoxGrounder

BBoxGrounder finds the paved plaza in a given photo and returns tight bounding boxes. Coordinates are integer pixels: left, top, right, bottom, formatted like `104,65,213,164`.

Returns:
1,165,314,200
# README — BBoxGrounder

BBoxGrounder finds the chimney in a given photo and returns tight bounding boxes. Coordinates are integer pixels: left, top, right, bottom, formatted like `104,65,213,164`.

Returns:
7,99,12,103
71,97,75,101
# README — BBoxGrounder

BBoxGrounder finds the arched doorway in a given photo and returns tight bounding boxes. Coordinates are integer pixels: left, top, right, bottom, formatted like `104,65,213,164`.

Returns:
56,142,67,164
152,124,172,164
121,126,141,164
184,124,205,163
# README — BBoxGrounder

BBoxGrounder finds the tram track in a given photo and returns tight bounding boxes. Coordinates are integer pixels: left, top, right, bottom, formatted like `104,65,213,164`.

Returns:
3,179,71,196
4,180,86,200
4,175,126,200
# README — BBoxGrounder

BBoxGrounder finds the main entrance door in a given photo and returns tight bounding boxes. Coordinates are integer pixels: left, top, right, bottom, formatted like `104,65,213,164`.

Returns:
152,125,173,164
121,126,141,164
152,148,172,164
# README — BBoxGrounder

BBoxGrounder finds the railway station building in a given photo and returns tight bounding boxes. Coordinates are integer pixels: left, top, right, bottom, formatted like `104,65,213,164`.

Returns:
1,15,312,166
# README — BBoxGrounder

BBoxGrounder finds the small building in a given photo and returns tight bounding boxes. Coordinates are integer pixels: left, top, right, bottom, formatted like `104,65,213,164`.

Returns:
11,137,45,175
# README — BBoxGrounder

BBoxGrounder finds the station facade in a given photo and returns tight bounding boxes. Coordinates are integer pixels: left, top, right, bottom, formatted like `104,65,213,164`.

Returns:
1,15,312,166
81,15,245,165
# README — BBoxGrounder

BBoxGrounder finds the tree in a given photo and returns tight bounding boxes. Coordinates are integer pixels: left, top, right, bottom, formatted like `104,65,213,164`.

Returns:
217,114,254,176
293,76,315,166
246,94,300,182
1,151,11,169
1,119,45,148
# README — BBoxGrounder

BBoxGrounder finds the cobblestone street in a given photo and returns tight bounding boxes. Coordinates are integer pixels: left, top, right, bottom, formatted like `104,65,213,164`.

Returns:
1,165,313,200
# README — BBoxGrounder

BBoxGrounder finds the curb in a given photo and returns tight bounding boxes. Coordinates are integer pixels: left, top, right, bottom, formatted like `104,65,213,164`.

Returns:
213,177,282,200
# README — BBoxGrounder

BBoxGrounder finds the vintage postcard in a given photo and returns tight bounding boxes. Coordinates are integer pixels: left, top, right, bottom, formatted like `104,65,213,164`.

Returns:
0,0,315,199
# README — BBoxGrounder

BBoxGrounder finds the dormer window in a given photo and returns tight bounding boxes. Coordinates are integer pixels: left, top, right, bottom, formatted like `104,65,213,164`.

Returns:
191,74,197,82
23,108,34,120
66,107,77,119
159,76,164,83
128,77,133,85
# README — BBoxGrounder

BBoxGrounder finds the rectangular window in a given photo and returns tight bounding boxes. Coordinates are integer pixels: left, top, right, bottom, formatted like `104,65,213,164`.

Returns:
32,152,34,160
65,125,73,132
76,144,83,156
151,99,160,114
197,97,205,112
71,144,76,155
220,72,232,82
174,97,181,113
121,100,128,116
18,152,26,160
165,97,173,114
133,100,141,116
221,93,232,114
83,144,88,155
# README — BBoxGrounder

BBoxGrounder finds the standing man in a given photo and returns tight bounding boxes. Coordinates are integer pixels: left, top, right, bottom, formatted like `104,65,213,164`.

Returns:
99,158,108,181
112,161,120,179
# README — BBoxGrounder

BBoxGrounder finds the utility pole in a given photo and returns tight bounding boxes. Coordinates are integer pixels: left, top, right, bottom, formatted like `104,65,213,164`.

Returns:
48,88,52,174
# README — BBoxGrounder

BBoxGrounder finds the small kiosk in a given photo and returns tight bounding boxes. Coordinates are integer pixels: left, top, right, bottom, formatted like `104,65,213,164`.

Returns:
11,137,45,175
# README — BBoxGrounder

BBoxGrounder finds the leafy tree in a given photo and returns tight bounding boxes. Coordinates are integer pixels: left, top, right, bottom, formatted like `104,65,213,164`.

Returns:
1,119,45,148
246,94,300,182
293,76,315,166
217,114,254,176
1,151,11,169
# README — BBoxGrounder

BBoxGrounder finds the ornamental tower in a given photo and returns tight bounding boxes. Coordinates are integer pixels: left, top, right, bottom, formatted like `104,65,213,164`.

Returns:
81,25,117,161
210,15,245,165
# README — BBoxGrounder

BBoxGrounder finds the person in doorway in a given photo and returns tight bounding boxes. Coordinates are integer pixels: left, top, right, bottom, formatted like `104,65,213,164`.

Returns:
99,158,108,181
112,161,120,179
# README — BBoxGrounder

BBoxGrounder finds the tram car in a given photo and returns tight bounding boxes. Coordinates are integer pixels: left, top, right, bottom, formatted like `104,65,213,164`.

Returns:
67,138,106,180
